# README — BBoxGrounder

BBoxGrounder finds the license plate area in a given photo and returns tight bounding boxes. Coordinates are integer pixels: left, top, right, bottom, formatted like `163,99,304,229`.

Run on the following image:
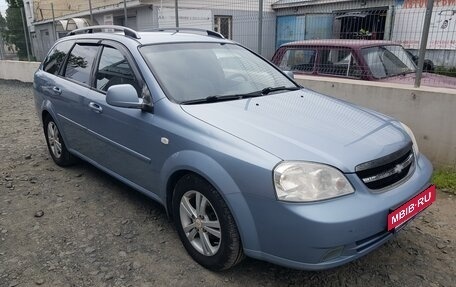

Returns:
387,185,436,232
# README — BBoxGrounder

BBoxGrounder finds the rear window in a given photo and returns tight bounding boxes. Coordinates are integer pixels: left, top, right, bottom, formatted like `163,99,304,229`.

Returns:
278,49,316,73
42,41,73,75
64,44,99,85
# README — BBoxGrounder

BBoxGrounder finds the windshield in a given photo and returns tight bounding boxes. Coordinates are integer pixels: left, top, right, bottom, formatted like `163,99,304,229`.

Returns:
361,45,416,79
140,43,297,103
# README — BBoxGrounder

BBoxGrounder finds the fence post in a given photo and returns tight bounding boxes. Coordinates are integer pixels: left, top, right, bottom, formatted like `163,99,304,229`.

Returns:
258,0,263,55
0,31,4,60
175,0,179,27
20,7,31,61
414,0,434,88
89,0,93,24
124,0,128,26
51,3,57,41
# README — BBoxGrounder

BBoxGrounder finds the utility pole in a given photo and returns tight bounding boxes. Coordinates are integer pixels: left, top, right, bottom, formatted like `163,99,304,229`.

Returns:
20,7,31,61
414,0,435,88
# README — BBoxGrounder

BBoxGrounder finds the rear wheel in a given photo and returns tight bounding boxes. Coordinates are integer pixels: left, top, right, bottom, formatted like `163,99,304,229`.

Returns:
44,116,76,166
172,174,244,271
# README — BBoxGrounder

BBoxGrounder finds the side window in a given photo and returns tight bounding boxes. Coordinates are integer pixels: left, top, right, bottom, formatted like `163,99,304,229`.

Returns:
43,41,73,75
95,46,141,94
317,48,361,78
278,49,316,73
64,44,99,85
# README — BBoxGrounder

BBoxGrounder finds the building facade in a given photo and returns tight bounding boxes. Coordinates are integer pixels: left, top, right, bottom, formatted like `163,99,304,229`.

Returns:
28,0,277,61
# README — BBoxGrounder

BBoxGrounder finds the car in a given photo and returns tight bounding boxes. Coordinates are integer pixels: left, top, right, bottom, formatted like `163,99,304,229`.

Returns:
34,26,434,271
272,39,456,88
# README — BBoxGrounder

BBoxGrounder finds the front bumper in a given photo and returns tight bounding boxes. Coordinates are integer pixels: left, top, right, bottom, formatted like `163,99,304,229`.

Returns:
240,154,433,270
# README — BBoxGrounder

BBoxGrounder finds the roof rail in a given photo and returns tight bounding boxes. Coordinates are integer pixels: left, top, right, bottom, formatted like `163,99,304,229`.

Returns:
67,25,141,39
151,28,224,39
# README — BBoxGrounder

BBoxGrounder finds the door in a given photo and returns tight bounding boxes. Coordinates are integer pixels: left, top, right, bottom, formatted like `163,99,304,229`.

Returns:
56,42,101,154
81,43,161,192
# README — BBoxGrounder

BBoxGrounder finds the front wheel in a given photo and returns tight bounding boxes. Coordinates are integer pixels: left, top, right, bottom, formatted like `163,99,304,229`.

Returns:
172,174,244,271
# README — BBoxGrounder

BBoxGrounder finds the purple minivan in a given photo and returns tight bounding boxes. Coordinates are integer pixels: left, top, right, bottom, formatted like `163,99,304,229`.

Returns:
272,39,456,89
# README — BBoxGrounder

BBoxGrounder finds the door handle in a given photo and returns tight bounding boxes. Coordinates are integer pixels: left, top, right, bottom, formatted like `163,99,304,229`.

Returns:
52,86,62,95
88,102,103,113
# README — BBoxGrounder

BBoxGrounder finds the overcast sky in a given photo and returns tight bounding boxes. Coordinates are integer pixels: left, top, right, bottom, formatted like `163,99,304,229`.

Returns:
0,0,7,17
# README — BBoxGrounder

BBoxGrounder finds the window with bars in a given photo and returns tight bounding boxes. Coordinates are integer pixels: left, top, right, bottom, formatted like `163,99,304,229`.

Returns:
214,16,232,39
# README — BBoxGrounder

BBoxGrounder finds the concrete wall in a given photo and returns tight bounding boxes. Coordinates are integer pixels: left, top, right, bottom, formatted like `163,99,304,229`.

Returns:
295,75,456,167
0,61,40,83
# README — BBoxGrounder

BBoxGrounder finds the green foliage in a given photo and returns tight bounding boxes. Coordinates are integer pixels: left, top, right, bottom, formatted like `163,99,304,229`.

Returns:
4,0,28,59
432,167,456,195
435,66,456,78
0,11,6,34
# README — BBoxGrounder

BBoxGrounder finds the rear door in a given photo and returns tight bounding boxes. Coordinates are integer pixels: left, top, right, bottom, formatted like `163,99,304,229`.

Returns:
57,41,101,154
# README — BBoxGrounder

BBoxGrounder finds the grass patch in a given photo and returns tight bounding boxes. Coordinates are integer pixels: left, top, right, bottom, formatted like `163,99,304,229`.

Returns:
434,66,456,78
432,167,456,195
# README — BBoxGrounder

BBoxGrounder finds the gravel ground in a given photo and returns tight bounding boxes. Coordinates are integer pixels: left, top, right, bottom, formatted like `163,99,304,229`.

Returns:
0,79,455,287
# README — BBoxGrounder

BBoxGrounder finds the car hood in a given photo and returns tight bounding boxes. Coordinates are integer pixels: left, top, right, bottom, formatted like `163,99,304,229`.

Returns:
181,89,410,173
378,72,456,89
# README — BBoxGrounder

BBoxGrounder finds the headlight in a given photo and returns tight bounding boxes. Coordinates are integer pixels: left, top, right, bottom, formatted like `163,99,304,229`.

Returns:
273,162,354,202
400,123,419,158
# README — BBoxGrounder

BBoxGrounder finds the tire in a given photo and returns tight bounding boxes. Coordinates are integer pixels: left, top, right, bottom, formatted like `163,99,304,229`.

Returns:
423,60,435,73
172,174,244,271
43,115,76,166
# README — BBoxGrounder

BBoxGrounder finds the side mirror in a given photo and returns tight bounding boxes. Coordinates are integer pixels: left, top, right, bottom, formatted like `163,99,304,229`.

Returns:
106,84,143,109
284,70,294,79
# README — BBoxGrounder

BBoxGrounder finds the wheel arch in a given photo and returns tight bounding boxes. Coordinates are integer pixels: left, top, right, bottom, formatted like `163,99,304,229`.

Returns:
161,150,261,251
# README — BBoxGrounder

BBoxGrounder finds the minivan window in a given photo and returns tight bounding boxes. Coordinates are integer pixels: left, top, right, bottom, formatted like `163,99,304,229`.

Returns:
140,43,296,103
64,44,99,85
95,46,141,94
43,41,73,75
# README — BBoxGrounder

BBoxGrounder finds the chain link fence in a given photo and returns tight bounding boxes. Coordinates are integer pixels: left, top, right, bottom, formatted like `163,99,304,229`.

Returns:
1,0,455,87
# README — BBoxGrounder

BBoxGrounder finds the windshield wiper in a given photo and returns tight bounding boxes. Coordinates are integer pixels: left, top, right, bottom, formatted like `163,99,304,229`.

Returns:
180,94,243,105
260,86,300,95
180,86,300,105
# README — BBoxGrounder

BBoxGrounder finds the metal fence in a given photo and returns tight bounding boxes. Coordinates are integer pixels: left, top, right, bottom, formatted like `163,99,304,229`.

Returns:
1,0,455,88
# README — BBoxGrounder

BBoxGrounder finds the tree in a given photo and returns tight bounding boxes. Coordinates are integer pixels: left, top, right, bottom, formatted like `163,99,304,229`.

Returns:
0,11,6,36
4,0,28,59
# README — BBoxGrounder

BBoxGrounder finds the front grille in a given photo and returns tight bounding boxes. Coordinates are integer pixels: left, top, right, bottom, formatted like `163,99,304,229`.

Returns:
356,144,414,190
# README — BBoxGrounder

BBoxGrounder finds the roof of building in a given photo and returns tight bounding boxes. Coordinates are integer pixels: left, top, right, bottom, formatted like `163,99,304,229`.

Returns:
272,0,351,9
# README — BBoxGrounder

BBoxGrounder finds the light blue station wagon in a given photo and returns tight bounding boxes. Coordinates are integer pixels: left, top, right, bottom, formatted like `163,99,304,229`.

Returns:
34,26,433,271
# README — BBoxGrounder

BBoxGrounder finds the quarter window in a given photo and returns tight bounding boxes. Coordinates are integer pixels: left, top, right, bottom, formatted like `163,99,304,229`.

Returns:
64,44,99,85
43,41,73,75
95,46,141,94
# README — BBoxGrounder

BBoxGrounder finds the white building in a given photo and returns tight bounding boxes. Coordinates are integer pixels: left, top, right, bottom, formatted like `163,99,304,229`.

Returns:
28,0,277,61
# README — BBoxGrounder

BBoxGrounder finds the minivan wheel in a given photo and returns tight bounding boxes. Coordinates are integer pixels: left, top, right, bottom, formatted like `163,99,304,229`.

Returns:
44,116,76,166
172,174,244,271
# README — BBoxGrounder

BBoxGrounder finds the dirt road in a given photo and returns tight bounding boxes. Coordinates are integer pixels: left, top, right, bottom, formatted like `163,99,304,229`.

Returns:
0,80,454,287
